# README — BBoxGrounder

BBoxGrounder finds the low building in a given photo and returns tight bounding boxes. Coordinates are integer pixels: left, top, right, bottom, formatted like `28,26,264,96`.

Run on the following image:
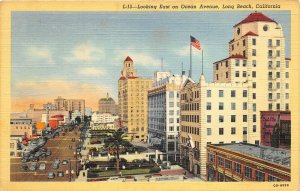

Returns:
10,118,33,139
206,143,290,181
261,111,291,149
91,113,119,124
90,123,115,131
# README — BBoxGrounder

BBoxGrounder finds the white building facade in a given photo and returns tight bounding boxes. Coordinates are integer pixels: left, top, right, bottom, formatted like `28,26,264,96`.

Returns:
148,71,188,162
91,112,119,124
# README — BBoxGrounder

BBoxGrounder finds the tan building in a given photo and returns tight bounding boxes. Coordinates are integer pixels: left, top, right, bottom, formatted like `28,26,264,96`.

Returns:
118,56,152,142
54,96,85,116
179,12,290,179
10,118,33,138
98,93,118,115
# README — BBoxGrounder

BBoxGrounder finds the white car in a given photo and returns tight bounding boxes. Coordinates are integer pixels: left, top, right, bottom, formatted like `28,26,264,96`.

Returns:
39,163,46,170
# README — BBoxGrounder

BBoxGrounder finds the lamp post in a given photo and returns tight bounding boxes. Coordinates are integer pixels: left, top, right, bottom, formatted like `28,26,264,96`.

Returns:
68,158,71,182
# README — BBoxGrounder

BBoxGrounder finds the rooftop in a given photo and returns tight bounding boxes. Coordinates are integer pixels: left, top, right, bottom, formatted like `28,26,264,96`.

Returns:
234,12,277,27
124,56,133,62
213,143,290,167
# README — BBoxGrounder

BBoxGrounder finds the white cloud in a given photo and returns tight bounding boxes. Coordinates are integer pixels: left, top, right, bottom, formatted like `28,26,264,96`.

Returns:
78,67,106,76
115,49,160,67
175,46,190,57
65,42,105,63
28,47,54,64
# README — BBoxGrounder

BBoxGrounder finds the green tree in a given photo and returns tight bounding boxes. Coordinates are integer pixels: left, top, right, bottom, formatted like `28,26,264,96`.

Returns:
104,130,133,175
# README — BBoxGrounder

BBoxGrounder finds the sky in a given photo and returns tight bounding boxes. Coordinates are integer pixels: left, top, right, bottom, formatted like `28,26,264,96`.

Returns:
11,11,290,112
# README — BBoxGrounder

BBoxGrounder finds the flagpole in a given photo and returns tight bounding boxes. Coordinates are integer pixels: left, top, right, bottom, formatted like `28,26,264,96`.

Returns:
190,41,192,78
201,49,204,75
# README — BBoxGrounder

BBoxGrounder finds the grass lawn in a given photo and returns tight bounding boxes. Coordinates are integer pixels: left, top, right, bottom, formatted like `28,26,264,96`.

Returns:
93,168,151,177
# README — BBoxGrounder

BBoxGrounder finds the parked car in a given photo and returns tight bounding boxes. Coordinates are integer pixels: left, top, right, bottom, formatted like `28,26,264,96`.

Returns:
57,171,64,177
62,160,68,165
29,163,37,171
39,163,46,170
20,164,29,171
46,149,51,156
53,163,59,169
48,172,55,179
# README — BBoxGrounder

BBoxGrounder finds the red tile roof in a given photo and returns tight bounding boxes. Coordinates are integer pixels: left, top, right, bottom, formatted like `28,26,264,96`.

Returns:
128,76,138,79
235,12,276,27
124,56,133,62
213,54,246,64
229,39,234,44
242,31,258,37
119,76,126,80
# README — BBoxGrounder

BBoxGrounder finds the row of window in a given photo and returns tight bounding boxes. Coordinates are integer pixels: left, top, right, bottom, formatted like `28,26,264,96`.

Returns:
14,126,31,130
268,103,289,110
207,114,256,123
181,103,199,111
207,127,247,136
207,90,248,98
209,154,280,181
207,102,249,110
181,115,200,123
181,125,200,135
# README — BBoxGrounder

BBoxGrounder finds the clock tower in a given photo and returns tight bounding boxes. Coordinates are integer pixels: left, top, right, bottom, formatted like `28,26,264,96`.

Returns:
121,56,137,78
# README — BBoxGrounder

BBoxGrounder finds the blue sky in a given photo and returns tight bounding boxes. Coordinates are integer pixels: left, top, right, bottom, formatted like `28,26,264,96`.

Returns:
11,11,290,111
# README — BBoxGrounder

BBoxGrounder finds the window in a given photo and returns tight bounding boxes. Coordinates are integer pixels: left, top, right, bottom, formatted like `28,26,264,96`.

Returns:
243,71,247,77
243,115,247,122
226,61,228,67
231,90,236,97
244,166,252,179
225,159,231,169
252,49,256,56
253,125,257,133
252,38,256,45
207,90,211,97
276,72,280,78
268,50,273,57
207,128,212,136
268,175,278,182
276,82,280,89
256,171,265,181
232,44,234,50
169,91,174,98
252,60,256,67
235,59,240,66
268,39,272,46
243,50,246,57
243,102,247,110
219,115,224,123
286,104,289,110
231,103,236,110
219,90,224,97
207,115,211,123
253,115,257,122
169,118,174,123
226,72,228,78
219,128,224,135
219,102,224,110
207,102,211,110
276,103,280,110
253,93,256,100
169,102,174,107
255,140,259,145
243,127,247,135
253,103,256,112
286,61,289,68
252,82,256,88
218,157,224,166
286,93,289,99
243,90,247,97
286,83,289,89
234,162,241,174
208,153,215,163
286,72,289,78
243,60,247,67
276,39,280,46
168,142,175,151
276,50,280,57
268,82,272,89
10,143,14,149
216,74,219,80
216,64,219,70
231,115,236,122
276,61,280,67
169,110,174,115
269,103,273,110
231,127,236,135
268,61,273,68
252,71,256,78
235,71,240,77
243,39,246,46
276,93,280,99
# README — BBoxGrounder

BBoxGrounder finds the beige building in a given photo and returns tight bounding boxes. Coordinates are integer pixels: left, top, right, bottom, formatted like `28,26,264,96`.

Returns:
179,12,290,179
118,56,152,142
10,118,33,138
54,96,85,116
98,93,118,115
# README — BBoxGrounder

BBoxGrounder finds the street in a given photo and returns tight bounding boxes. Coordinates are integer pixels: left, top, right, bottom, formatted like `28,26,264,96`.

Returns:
11,125,81,182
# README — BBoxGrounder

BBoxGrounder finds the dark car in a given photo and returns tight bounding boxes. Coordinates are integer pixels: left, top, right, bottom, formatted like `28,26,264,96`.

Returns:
20,164,29,171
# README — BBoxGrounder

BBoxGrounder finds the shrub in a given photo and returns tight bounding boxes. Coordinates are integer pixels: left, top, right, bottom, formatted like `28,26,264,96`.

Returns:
149,166,161,173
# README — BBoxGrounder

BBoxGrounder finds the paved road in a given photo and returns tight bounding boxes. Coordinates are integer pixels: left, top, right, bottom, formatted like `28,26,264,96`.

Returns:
11,125,82,182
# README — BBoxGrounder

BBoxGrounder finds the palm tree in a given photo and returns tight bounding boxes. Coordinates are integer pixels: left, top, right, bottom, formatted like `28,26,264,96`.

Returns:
104,130,133,175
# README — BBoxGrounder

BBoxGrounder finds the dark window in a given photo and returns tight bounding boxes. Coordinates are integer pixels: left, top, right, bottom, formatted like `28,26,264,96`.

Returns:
234,162,241,174
231,90,236,97
255,171,265,181
218,157,224,166
231,127,236,135
225,159,231,169
243,115,247,122
219,128,224,135
252,38,256,45
231,115,236,122
243,90,247,97
244,166,252,179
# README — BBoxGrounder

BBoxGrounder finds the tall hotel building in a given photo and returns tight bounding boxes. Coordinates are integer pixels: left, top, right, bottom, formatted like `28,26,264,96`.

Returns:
118,56,152,142
148,71,188,162
179,12,290,179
